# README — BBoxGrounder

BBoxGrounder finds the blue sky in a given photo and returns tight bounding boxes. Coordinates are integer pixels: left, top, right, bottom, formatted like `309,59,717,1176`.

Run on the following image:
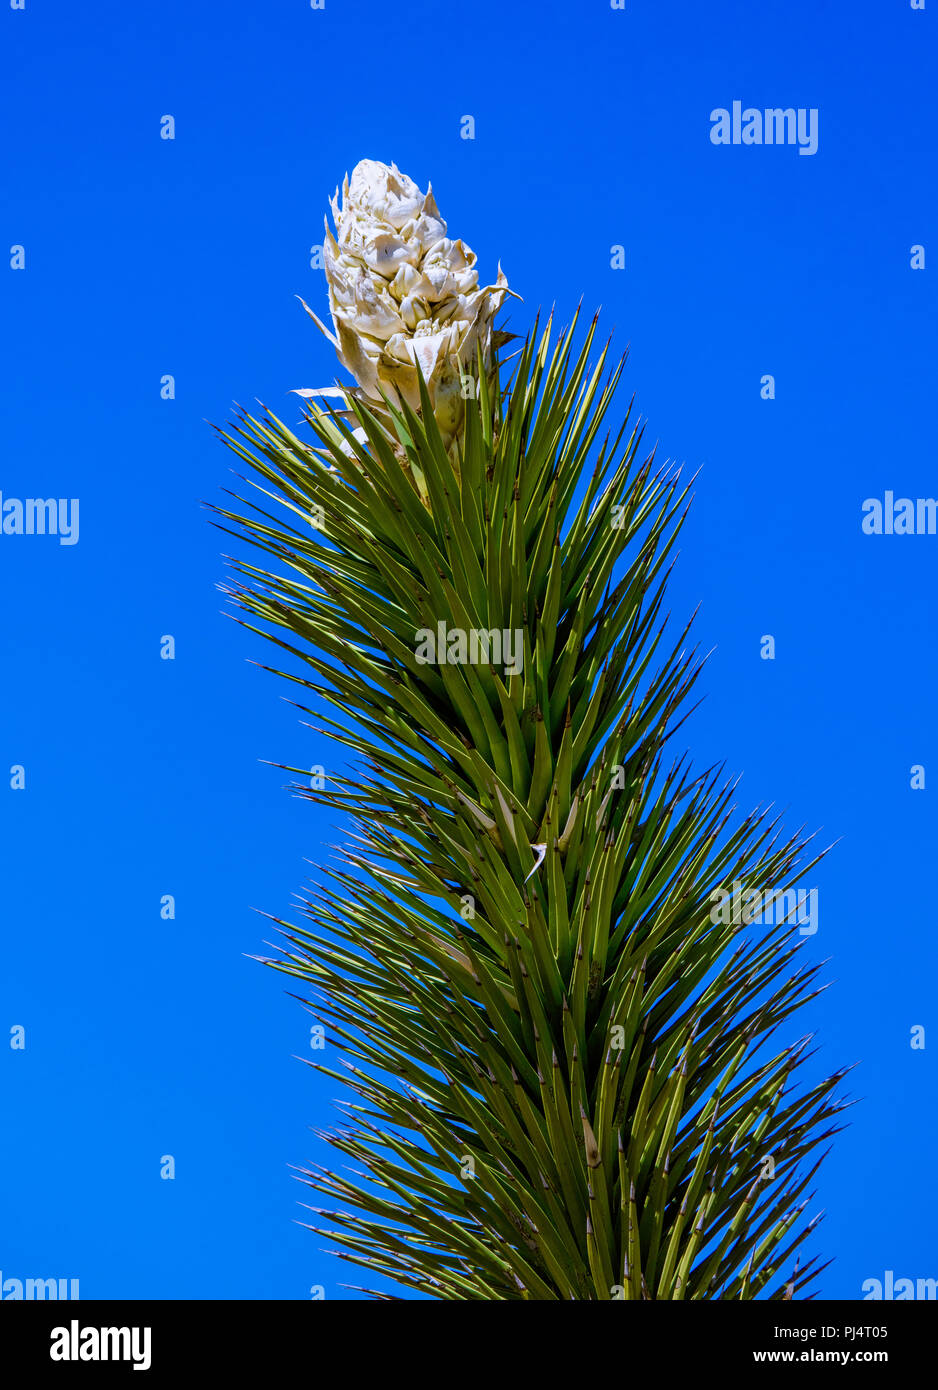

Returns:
0,0,934,1299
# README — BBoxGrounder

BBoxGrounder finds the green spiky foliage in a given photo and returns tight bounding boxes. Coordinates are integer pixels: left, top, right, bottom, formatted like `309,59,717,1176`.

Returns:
212,312,847,1300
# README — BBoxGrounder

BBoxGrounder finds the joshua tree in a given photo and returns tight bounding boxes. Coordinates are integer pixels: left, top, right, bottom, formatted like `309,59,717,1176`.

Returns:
213,160,847,1300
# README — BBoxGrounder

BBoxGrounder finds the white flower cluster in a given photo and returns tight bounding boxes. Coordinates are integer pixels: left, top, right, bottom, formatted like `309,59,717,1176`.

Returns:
310,159,510,451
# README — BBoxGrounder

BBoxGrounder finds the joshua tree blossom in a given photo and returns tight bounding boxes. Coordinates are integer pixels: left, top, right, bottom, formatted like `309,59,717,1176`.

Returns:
300,159,512,451
220,155,844,1305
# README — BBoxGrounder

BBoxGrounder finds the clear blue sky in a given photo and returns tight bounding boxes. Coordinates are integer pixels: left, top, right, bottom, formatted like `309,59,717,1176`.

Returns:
1,0,935,1300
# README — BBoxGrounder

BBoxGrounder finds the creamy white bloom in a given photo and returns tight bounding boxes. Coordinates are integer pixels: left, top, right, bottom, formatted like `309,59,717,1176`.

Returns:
302,159,511,452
